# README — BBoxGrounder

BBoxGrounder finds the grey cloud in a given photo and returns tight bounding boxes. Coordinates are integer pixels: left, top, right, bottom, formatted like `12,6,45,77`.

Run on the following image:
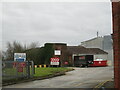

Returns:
2,2,112,50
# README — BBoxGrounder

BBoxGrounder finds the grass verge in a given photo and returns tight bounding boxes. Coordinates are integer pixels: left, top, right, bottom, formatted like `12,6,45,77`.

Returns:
34,67,73,77
3,67,74,86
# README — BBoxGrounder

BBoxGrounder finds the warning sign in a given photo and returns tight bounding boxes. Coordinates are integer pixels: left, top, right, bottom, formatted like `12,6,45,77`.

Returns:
50,57,60,65
13,62,26,72
18,67,23,72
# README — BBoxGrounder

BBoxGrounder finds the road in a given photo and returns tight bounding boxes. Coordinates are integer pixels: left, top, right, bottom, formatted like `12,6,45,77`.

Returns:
3,66,114,88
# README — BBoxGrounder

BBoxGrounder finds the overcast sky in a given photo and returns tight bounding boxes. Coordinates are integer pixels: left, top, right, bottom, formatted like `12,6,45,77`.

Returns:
2,0,112,51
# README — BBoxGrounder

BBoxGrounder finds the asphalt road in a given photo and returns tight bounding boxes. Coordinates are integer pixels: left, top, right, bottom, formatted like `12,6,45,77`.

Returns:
3,66,114,88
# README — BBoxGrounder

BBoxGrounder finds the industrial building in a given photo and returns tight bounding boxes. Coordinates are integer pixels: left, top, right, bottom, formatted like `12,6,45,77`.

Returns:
80,35,113,66
45,43,108,67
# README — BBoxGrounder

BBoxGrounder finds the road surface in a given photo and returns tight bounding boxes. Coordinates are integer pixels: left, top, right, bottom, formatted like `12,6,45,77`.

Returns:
3,66,114,88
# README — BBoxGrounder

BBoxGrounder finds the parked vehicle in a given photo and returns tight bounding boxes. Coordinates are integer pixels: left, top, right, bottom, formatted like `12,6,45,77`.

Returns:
74,55,94,67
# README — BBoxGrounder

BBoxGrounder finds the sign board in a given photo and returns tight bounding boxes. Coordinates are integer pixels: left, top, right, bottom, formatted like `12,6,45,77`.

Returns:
13,62,26,68
14,53,26,61
64,61,68,65
18,67,23,72
54,50,61,55
50,57,60,65
79,56,85,60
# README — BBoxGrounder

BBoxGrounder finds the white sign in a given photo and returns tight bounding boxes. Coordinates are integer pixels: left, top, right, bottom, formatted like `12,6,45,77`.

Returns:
50,57,60,65
14,53,26,61
54,50,61,55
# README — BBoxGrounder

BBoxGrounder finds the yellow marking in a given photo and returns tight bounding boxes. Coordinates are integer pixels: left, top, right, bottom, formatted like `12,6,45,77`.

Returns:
44,65,46,68
39,65,42,68
35,65,37,68
94,80,109,88
74,83,83,86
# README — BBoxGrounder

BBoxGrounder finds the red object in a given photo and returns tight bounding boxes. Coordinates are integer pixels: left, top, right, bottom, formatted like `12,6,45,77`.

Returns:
64,61,68,65
13,62,25,72
79,56,85,59
20,62,26,67
50,57,60,62
13,62,26,68
50,57,60,65
13,62,17,67
90,60,107,67
18,67,23,72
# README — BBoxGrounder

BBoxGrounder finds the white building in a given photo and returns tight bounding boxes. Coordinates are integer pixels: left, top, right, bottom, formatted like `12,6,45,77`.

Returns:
80,35,113,66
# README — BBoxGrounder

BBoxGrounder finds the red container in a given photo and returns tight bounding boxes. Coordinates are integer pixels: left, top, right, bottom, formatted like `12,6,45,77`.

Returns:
90,60,107,67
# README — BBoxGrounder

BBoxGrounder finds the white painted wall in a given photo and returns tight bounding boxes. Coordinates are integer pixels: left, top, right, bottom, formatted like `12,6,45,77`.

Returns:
94,54,108,60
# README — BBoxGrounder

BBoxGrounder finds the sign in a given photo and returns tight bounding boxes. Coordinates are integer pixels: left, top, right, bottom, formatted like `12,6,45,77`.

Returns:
64,61,68,65
18,67,23,72
13,62,26,72
54,50,61,55
13,62,26,68
14,53,26,61
79,56,85,59
50,57,60,65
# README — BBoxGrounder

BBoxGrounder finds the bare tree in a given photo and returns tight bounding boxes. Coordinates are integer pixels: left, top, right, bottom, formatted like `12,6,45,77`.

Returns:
6,42,14,60
4,41,39,60
5,41,26,60
28,42,39,49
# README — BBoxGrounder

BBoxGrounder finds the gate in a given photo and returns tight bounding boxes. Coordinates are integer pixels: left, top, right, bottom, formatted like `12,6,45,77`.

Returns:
2,61,34,81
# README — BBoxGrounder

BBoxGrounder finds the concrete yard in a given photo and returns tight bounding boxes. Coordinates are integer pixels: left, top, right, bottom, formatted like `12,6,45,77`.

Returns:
3,66,114,88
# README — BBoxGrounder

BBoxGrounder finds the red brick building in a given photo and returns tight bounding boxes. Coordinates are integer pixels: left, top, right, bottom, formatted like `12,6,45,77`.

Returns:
45,43,108,67
112,0,120,89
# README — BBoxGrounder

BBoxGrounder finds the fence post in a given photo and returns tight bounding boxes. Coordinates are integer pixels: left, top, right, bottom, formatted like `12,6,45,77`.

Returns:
26,61,30,78
16,61,18,79
31,61,35,75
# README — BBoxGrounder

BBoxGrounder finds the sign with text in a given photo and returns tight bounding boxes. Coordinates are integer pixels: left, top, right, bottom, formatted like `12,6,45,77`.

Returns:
54,50,61,55
79,56,85,60
50,57,60,65
14,53,26,61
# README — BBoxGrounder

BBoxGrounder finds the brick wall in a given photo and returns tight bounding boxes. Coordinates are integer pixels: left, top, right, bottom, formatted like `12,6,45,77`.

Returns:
53,43,68,66
112,1,120,89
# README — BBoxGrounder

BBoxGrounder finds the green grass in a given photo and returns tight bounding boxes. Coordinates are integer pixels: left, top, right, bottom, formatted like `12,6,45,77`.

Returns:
34,67,73,77
2,67,73,85
3,67,73,78
3,67,27,75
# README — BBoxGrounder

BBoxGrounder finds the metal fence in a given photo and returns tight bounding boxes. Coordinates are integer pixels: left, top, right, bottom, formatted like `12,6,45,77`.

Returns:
2,61,34,81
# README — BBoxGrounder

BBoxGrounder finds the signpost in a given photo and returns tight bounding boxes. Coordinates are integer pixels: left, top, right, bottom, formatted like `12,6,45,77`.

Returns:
14,53,26,72
14,53,26,61
50,57,60,66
